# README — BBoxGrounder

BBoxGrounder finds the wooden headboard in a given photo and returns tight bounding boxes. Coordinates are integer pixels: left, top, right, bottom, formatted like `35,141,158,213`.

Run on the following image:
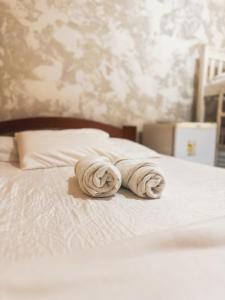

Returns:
0,117,137,141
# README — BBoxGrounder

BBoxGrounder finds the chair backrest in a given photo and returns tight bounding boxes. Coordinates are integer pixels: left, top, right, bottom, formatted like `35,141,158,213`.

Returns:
197,45,225,121
200,46,225,84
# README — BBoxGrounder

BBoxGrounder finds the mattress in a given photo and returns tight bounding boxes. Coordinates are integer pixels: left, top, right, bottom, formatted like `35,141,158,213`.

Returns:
1,138,225,299
0,138,225,261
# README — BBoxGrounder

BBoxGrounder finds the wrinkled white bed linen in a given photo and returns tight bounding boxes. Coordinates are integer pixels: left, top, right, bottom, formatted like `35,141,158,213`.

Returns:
0,138,225,262
1,217,225,300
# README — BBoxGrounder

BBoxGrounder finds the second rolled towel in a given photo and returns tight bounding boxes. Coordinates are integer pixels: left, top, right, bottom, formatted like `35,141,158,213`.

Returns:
115,158,165,199
75,156,122,197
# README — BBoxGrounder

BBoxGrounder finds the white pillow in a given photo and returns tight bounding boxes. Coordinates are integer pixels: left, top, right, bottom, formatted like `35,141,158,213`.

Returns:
0,136,18,162
15,129,112,169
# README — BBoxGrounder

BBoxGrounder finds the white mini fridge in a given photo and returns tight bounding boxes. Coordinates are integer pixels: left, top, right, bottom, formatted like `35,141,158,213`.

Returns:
143,122,217,166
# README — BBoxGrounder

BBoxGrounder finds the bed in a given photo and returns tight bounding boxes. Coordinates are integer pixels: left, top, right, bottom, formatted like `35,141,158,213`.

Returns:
0,117,225,300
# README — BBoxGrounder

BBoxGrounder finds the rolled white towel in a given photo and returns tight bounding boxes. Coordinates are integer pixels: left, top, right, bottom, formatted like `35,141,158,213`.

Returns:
115,158,165,199
75,156,122,197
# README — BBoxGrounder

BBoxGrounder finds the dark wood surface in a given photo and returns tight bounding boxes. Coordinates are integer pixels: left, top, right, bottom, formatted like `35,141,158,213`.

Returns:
0,117,136,141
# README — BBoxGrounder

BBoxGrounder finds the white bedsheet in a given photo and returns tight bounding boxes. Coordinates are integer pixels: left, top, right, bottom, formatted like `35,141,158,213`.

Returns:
0,138,225,261
1,138,225,299
1,217,225,300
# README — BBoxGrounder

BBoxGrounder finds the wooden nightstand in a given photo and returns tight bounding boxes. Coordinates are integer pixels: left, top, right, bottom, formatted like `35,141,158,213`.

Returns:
142,122,217,166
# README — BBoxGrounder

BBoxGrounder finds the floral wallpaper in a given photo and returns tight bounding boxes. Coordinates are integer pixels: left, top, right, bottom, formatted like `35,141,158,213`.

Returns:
0,0,225,129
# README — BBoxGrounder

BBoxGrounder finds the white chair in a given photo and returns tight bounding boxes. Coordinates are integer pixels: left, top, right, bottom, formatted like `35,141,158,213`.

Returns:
197,45,225,151
197,45,225,122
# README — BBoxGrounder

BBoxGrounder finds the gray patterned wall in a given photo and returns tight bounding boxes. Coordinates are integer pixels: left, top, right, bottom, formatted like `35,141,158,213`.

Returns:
0,0,225,128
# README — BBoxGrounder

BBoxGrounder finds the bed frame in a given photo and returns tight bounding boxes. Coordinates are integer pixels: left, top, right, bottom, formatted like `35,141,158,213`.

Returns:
197,45,225,122
197,45,225,154
0,117,137,141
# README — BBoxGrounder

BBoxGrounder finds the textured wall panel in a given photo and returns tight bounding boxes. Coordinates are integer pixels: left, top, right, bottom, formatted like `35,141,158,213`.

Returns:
0,0,225,128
